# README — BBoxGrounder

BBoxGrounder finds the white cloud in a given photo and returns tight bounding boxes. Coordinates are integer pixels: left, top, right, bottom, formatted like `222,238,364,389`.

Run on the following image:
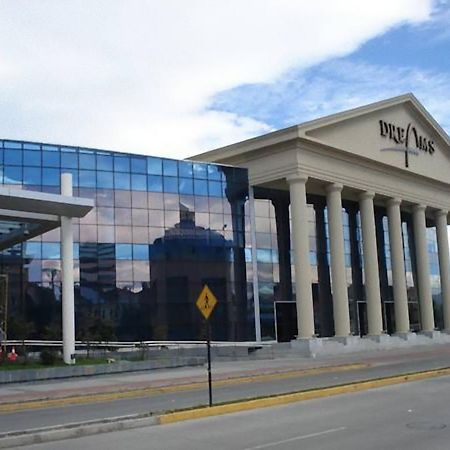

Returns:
0,0,435,157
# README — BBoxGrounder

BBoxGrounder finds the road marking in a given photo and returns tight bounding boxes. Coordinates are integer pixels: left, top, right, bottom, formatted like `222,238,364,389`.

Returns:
242,427,347,449
0,363,367,413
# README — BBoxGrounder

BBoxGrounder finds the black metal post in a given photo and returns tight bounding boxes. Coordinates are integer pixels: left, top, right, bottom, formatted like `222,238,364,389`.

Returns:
207,321,212,407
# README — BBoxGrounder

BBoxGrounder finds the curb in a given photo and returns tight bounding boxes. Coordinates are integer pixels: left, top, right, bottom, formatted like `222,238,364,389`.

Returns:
1,366,449,448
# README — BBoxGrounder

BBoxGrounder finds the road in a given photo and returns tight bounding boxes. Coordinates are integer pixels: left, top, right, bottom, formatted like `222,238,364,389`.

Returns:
2,348,450,434
21,374,450,450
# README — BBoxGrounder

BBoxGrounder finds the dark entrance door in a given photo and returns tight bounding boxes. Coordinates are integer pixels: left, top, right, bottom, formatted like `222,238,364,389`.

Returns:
357,301,368,336
383,302,395,335
275,301,297,342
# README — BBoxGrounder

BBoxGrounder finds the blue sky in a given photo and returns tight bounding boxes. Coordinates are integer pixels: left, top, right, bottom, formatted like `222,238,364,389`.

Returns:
211,2,450,134
0,1,448,158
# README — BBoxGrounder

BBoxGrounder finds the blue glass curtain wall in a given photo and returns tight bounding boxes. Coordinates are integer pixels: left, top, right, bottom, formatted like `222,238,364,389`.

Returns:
0,140,251,341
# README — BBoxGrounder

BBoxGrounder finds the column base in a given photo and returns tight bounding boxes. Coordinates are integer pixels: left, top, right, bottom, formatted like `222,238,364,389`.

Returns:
291,337,323,357
419,330,442,339
365,334,391,344
394,332,417,342
332,335,359,346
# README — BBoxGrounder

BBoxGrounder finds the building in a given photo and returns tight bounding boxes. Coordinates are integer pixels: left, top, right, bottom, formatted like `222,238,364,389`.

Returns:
1,93,450,349
194,93,450,343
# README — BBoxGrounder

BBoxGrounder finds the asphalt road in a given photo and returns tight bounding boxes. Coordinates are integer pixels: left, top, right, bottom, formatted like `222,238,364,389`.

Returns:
21,374,450,450
2,352,450,434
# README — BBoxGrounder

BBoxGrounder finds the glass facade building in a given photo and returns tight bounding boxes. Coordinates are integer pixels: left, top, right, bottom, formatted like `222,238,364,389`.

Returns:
0,139,251,342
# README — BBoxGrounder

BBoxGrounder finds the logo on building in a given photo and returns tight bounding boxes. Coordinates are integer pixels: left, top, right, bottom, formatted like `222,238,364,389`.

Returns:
379,119,435,168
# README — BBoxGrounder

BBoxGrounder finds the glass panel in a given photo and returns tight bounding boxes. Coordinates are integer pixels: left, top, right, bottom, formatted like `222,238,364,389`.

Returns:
96,188,114,206
97,207,115,224
24,150,41,166
115,208,132,225
133,244,149,260
194,179,208,196
114,190,131,207
79,170,96,188
79,152,96,169
61,152,78,168
116,260,133,281
97,225,115,243
97,154,113,171
132,209,148,226
131,191,147,209
23,167,41,185
114,155,130,172
148,209,164,227
179,177,193,195
147,157,162,175
4,166,22,184
148,227,164,243
163,159,178,176
207,164,222,181
147,175,163,192
115,226,132,243
131,156,146,173
114,172,130,190
42,151,60,167
132,227,149,244
4,149,22,165
148,192,164,208
208,181,223,197
116,243,133,259
42,242,61,259
97,171,114,189
131,174,147,191
178,161,193,178
79,225,98,242
163,176,178,193
193,162,207,179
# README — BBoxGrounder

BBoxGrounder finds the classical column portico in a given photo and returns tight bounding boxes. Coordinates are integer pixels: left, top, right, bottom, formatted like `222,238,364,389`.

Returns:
287,174,315,338
435,210,450,332
359,191,383,336
412,204,435,332
326,183,351,337
386,198,410,334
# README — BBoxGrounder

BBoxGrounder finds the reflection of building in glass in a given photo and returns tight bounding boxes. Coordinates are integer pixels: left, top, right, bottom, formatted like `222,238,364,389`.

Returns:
1,140,250,341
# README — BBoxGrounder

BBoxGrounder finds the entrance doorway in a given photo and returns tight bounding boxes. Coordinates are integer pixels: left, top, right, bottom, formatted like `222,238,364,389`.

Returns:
274,301,297,342
383,302,395,334
357,301,367,336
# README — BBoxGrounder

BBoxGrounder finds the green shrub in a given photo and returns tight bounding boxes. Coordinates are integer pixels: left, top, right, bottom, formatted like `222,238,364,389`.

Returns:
40,350,58,366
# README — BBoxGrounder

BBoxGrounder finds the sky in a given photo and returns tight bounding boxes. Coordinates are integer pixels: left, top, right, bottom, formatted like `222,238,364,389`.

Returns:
0,0,448,158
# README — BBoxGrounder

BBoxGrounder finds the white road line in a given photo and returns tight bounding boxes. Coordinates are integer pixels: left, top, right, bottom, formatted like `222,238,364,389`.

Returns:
242,426,347,450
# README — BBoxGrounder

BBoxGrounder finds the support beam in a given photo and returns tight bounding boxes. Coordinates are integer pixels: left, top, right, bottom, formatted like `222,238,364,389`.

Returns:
412,204,435,332
386,198,410,334
435,210,450,332
359,191,383,336
61,173,75,364
326,183,350,337
287,174,315,338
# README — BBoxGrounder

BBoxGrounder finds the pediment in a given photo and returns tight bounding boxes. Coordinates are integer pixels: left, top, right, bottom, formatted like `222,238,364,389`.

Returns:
300,94,450,184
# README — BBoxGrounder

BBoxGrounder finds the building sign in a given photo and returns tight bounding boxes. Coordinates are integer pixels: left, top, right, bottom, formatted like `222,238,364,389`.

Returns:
379,119,435,168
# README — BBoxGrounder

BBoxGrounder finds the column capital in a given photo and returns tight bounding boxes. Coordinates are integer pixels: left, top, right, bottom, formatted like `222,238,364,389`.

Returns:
359,190,375,201
436,209,449,219
286,173,308,184
387,197,402,207
413,204,427,213
325,182,343,193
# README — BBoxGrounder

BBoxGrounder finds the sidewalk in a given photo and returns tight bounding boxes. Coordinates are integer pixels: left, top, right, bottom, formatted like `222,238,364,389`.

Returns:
2,341,450,406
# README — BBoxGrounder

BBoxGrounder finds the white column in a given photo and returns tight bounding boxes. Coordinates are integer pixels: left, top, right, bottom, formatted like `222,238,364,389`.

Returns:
386,198,410,333
61,173,75,364
287,174,315,338
248,186,261,341
412,204,435,332
359,191,383,336
435,210,450,332
326,183,350,336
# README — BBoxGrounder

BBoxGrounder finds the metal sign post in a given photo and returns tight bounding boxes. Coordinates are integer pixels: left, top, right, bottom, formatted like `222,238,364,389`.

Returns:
196,284,218,407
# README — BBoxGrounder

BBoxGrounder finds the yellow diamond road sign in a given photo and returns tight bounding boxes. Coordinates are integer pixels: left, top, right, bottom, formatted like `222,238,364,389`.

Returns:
196,285,218,320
